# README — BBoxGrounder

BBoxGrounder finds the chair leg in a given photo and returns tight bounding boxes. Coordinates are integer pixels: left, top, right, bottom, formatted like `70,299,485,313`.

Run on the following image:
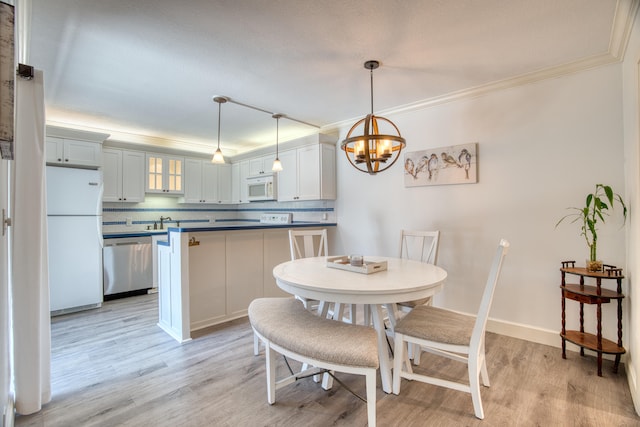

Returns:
350,304,357,324
392,333,405,395
363,304,371,327
468,357,485,419
318,301,330,318
365,370,377,427
480,356,490,387
412,343,422,365
479,344,490,387
266,343,276,405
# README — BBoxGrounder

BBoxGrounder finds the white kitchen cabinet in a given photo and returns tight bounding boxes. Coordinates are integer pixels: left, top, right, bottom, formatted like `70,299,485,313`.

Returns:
226,231,264,317
182,158,215,203
263,230,291,297
277,143,336,201
216,163,232,204
249,154,275,176
188,232,227,329
276,149,297,200
102,148,145,203
157,226,329,341
46,136,102,168
146,154,184,194
231,160,250,204
182,159,231,204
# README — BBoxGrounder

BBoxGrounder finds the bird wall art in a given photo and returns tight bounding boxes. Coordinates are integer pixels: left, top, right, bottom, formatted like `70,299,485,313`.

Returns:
404,142,477,187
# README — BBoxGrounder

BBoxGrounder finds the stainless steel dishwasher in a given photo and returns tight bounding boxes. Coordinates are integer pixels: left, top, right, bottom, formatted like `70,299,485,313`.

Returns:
103,236,152,297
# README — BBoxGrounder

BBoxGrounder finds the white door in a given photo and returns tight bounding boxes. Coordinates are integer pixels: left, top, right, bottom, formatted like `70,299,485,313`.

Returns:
0,157,10,427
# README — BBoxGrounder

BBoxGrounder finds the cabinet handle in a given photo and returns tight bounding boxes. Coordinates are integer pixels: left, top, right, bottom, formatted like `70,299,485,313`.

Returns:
57,158,62,162
65,158,69,162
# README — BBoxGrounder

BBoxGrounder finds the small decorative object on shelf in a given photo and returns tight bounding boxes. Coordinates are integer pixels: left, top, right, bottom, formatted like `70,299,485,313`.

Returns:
556,184,626,272
559,260,625,376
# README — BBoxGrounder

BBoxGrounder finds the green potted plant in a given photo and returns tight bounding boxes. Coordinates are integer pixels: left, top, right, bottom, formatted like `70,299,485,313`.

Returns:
556,184,627,272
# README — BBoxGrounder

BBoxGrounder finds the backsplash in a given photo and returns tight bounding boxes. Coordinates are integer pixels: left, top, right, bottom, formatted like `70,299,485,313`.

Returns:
103,196,336,233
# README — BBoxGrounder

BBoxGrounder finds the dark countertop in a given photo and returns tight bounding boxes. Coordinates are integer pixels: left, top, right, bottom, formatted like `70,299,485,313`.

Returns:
104,222,336,240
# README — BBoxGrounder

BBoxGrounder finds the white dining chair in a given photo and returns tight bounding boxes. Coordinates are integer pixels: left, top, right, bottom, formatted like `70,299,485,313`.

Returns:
289,229,356,323
392,239,510,420
254,229,331,355
386,230,440,362
288,229,328,312
397,229,440,308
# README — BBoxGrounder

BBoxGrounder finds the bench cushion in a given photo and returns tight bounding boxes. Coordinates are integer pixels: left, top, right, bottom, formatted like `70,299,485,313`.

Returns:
249,298,379,369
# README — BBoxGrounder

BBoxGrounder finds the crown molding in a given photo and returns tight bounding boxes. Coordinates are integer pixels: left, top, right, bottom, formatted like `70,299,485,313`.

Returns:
609,0,640,59
323,0,640,134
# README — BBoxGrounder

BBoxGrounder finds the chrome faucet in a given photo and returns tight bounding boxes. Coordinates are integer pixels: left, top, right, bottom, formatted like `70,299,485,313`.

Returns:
160,216,172,230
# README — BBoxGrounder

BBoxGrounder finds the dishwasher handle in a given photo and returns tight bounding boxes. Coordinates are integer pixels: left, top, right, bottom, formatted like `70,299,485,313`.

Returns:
105,241,149,246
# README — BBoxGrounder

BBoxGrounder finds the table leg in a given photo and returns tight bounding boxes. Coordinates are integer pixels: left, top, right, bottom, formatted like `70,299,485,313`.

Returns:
371,304,393,393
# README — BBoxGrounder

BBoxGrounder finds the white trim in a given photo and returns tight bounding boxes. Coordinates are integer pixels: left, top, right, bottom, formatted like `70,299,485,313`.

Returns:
486,317,620,362
627,359,640,415
323,2,640,134
609,0,640,59
324,52,621,134
156,322,192,344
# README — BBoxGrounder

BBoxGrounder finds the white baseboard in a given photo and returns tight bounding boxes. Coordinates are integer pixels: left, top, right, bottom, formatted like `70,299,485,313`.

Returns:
626,359,640,416
486,317,620,361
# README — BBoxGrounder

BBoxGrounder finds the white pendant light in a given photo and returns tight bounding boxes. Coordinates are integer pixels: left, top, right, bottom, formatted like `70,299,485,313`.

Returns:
211,96,227,164
272,113,283,172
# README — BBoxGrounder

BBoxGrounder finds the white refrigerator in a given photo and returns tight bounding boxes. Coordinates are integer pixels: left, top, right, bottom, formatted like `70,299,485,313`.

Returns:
46,166,104,314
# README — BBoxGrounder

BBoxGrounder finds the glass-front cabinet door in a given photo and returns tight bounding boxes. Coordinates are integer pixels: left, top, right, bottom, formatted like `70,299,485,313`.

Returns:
146,154,184,194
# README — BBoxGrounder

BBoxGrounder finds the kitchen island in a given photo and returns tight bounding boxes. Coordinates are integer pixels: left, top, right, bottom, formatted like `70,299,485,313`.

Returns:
156,222,336,342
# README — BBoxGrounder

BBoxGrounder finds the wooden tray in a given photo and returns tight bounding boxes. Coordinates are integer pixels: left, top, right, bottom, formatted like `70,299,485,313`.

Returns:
326,256,388,274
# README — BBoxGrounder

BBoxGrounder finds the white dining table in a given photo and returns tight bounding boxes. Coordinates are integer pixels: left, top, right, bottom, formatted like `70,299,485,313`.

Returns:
272,256,448,393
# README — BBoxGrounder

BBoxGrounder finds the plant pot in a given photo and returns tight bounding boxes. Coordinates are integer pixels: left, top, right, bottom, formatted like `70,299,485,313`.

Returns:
586,259,603,272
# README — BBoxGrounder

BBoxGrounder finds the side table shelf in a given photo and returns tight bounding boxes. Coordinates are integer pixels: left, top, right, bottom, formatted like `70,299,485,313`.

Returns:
560,261,625,377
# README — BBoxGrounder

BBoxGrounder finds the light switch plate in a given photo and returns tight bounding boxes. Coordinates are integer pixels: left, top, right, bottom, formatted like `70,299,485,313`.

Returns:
125,217,132,227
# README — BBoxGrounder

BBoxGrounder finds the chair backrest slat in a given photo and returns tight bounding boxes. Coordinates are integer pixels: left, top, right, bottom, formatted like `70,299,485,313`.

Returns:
399,230,440,265
289,229,328,260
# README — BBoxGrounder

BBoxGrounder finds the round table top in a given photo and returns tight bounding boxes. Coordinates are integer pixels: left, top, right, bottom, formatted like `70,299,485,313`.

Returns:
273,256,448,305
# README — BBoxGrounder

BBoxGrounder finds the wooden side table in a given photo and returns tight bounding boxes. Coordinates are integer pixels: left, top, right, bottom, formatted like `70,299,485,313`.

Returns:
560,261,625,376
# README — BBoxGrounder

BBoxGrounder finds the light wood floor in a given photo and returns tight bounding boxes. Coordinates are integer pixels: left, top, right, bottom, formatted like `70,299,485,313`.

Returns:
15,294,640,427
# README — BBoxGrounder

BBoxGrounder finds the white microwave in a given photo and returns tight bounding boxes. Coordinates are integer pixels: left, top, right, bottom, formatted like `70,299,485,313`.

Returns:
247,174,277,201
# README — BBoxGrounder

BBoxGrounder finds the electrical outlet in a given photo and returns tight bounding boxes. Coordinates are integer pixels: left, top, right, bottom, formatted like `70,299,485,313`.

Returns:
322,213,328,220
207,216,215,224
125,217,132,227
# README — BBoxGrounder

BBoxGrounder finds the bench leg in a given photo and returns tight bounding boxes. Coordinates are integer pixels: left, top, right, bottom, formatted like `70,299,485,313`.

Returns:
366,370,377,427
321,371,334,390
254,333,260,356
266,343,276,404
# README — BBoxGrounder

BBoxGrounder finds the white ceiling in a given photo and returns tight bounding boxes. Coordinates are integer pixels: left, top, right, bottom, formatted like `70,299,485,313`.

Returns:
27,0,635,157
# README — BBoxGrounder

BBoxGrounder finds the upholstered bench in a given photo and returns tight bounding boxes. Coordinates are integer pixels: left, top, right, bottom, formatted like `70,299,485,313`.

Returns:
248,297,379,427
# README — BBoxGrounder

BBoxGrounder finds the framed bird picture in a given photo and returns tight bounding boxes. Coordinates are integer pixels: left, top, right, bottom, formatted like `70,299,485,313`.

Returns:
404,142,478,187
